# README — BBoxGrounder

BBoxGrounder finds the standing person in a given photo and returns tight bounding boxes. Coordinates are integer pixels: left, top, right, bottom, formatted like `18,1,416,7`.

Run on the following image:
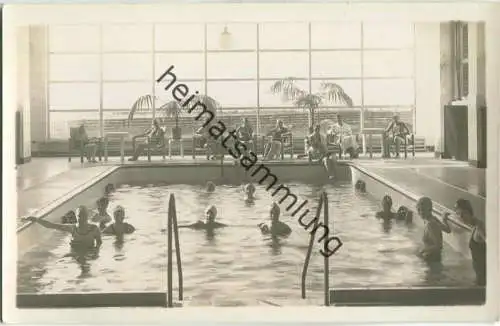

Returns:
25,206,102,251
236,117,255,153
443,199,486,286
383,115,411,158
416,197,451,263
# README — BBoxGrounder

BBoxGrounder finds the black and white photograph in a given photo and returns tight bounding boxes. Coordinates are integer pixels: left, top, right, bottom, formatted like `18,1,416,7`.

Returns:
2,1,499,323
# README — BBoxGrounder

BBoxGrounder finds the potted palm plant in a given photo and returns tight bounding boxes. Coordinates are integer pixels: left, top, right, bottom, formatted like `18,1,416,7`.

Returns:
128,94,221,140
270,77,354,128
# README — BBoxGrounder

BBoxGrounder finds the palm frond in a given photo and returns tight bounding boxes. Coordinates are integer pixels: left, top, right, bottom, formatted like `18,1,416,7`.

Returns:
128,94,156,125
270,78,306,102
159,101,183,118
294,93,322,111
188,94,221,116
320,82,354,107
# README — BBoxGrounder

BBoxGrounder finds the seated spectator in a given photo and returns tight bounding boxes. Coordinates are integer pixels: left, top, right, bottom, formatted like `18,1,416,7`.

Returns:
77,123,99,163
306,125,327,161
194,125,218,160
235,117,255,153
129,119,165,161
263,120,289,160
383,115,411,158
328,115,359,159
61,210,77,224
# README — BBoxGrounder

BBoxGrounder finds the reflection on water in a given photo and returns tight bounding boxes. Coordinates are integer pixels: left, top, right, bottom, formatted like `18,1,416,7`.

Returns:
17,182,476,305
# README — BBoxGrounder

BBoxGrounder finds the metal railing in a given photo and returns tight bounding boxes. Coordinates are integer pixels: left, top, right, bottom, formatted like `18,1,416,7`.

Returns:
301,191,330,306
166,193,184,307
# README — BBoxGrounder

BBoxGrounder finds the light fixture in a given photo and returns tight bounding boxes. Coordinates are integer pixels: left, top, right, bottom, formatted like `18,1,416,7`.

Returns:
219,25,232,50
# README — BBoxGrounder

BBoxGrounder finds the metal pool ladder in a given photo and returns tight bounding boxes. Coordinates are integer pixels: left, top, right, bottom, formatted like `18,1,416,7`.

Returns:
301,191,330,306
167,193,184,307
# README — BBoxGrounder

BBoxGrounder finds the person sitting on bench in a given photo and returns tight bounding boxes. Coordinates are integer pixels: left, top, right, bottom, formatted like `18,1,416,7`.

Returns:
129,118,164,161
194,125,218,160
383,115,411,158
329,115,359,159
263,120,289,160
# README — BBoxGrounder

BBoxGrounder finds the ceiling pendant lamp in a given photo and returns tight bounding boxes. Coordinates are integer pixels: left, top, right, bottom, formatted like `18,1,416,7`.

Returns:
219,25,232,49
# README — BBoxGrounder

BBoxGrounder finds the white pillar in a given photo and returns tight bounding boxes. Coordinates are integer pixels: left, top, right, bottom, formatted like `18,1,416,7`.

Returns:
29,25,48,144
467,22,479,163
16,26,31,162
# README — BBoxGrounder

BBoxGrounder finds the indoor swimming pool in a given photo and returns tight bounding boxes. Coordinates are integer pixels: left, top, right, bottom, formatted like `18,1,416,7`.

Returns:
17,180,476,306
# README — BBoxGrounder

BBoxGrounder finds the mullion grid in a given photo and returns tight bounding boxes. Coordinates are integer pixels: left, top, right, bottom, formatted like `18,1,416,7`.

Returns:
47,22,416,139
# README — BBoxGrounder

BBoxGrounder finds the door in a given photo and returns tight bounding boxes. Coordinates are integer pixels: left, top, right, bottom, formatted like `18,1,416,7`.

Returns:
443,105,468,161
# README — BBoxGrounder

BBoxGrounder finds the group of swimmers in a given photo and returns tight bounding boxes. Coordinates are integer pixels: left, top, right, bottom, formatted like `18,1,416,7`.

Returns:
180,181,292,238
372,190,486,286
24,183,136,252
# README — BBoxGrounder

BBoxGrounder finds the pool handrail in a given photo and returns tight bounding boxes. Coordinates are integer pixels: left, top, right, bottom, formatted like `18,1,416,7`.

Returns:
349,163,473,232
301,191,330,306
167,193,184,307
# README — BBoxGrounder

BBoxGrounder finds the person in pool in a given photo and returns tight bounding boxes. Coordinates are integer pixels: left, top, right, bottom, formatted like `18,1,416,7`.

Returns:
102,206,136,236
61,210,77,224
443,199,486,286
25,206,102,251
104,183,115,197
376,195,396,221
206,181,216,193
179,205,227,230
243,183,256,202
258,203,292,237
91,197,112,229
417,197,451,263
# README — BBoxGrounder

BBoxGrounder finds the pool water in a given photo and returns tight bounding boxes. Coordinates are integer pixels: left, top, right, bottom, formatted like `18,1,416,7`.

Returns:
18,182,476,306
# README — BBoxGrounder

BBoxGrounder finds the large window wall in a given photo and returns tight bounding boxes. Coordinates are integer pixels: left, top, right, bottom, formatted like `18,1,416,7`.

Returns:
47,22,415,138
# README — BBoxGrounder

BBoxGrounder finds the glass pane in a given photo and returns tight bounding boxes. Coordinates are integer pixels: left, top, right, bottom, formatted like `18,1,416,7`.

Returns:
311,79,362,107
363,23,414,49
155,81,204,109
259,52,308,78
363,50,413,77
259,23,308,50
102,54,152,81
102,110,152,136
364,108,414,129
258,108,309,136
206,81,257,108
49,54,100,81
49,111,100,139
311,51,361,78
102,82,152,110
102,24,153,52
49,25,100,53
207,52,256,79
207,23,257,50
155,23,204,51
311,22,361,49
364,79,414,106
49,83,100,110
155,53,204,80
259,79,309,108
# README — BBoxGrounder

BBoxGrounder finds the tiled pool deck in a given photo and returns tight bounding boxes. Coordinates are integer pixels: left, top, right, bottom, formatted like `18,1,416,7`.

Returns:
15,154,486,224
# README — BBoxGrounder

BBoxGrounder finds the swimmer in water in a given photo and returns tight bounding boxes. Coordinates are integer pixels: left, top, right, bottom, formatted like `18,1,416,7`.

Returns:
91,197,112,229
258,203,292,237
376,195,396,221
102,206,135,236
417,197,451,262
179,205,227,230
206,181,216,193
25,206,102,251
61,210,77,224
243,183,256,202
104,183,115,197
